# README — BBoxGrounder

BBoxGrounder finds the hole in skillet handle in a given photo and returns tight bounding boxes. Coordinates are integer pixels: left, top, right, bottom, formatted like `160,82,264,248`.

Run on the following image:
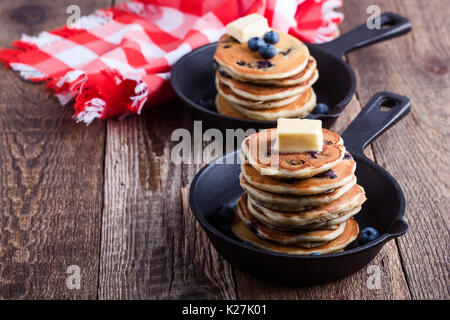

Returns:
378,97,398,112
380,12,410,29
381,20,397,29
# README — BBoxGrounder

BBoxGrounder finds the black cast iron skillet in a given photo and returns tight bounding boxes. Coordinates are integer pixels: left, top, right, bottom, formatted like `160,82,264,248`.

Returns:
189,91,411,285
172,12,411,131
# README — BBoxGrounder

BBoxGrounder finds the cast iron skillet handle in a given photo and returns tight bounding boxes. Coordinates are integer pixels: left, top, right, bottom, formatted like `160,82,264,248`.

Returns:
319,12,411,57
385,219,409,240
341,91,411,159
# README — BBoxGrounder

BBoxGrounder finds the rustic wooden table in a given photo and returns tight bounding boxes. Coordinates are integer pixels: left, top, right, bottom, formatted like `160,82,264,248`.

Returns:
0,0,448,300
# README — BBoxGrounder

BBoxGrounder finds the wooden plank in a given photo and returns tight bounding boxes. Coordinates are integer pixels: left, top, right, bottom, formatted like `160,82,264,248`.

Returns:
100,2,237,297
0,0,109,299
99,103,236,299
340,0,450,300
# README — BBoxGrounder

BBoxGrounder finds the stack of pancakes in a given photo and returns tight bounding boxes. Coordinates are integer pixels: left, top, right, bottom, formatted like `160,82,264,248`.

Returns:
213,31,318,121
232,129,367,255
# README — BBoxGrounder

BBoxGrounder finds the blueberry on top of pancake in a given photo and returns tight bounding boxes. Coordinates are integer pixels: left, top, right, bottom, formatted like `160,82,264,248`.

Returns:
214,31,310,80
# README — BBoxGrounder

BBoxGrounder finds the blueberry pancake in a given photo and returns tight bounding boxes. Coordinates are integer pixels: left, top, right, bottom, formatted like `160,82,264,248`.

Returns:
240,174,357,212
249,204,360,231
217,68,318,101
240,156,356,196
228,88,316,121
215,94,249,119
214,31,310,80
216,77,301,109
235,194,345,246
241,128,346,178
231,214,359,255
248,184,366,228
218,56,317,87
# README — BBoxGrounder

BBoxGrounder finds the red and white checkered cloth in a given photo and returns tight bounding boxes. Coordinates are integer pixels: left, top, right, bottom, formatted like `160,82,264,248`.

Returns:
0,0,343,124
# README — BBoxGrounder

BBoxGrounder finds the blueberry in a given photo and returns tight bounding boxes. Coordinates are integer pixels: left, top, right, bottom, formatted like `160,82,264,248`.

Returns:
278,48,292,56
219,70,231,78
310,252,320,256
247,221,257,233
256,60,274,68
242,241,254,247
263,31,280,44
358,227,380,244
197,97,214,109
309,151,319,159
313,103,330,115
212,200,237,225
248,37,265,51
258,44,277,59
343,152,353,160
314,169,337,179
288,159,305,165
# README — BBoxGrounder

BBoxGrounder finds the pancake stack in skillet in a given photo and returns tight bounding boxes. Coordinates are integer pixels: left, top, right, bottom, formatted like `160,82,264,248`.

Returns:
213,30,318,121
232,128,367,255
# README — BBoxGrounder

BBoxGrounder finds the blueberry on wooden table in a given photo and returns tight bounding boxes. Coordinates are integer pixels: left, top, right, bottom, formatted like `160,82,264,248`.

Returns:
263,31,280,44
258,44,277,59
358,227,380,244
248,37,265,51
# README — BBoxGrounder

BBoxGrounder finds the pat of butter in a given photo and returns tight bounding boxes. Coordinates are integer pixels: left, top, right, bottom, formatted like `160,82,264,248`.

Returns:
226,14,270,43
275,119,323,153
